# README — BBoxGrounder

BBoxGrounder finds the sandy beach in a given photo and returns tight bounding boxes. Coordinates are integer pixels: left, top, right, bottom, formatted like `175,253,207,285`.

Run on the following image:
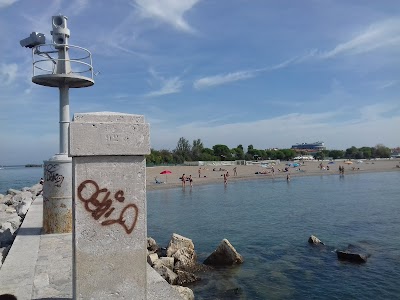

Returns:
147,159,400,191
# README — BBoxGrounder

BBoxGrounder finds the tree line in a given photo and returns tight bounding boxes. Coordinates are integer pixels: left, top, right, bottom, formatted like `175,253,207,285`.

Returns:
146,137,392,165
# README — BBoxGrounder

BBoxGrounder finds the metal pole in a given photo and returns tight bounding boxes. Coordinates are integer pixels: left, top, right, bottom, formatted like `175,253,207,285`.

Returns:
59,86,69,154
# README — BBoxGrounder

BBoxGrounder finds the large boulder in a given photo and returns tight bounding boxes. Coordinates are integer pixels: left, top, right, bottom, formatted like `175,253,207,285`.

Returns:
336,250,368,263
153,264,178,285
167,233,195,257
6,189,21,196
171,286,195,300
204,239,244,266
173,247,197,270
308,235,324,245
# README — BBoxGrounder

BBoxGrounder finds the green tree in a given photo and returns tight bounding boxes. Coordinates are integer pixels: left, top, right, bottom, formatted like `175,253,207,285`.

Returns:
374,144,391,158
174,137,192,161
191,139,204,161
329,150,345,160
213,144,232,160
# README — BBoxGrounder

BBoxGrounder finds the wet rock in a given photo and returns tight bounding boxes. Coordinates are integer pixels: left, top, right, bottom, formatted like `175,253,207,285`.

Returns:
336,250,368,263
175,269,200,285
153,264,178,284
308,235,324,245
204,239,244,266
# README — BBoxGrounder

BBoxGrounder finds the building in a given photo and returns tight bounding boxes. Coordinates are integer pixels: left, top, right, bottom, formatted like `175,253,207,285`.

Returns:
291,142,326,152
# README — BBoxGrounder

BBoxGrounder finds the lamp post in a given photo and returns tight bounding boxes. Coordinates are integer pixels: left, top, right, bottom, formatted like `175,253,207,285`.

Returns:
21,15,94,233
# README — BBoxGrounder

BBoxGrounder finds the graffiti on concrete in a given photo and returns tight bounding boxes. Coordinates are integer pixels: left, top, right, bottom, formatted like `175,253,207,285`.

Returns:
77,179,138,234
44,164,65,187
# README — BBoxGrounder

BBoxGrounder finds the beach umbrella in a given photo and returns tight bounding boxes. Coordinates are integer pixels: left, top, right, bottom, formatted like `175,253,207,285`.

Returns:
160,170,172,182
293,163,300,167
344,161,353,164
328,161,335,164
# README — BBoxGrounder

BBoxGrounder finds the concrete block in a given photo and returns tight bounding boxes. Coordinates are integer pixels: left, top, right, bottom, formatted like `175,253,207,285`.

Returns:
69,112,150,156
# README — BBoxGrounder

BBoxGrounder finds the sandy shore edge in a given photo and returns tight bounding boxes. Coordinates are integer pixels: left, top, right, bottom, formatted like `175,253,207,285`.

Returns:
147,159,400,191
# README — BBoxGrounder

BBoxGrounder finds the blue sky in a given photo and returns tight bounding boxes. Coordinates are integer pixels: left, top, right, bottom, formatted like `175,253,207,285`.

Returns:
1,0,399,165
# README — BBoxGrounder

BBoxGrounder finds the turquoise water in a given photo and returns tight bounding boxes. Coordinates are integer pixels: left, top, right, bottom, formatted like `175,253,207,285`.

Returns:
147,172,400,299
0,166,43,194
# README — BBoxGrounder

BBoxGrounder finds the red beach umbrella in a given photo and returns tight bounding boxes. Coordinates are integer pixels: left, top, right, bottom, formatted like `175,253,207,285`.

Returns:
160,170,172,182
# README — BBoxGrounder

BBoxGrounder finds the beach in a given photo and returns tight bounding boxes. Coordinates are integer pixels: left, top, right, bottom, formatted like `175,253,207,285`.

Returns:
147,159,400,190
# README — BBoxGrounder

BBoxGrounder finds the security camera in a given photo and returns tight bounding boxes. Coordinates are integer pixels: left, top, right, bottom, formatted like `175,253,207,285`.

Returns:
20,32,46,48
51,15,70,48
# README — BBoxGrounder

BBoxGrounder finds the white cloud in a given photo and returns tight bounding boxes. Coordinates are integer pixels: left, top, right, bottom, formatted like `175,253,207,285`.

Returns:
193,70,257,90
151,106,400,151
0,63,18,86
145,69,183,97
0,0,18,9
320,19,400,58
133,0,199,33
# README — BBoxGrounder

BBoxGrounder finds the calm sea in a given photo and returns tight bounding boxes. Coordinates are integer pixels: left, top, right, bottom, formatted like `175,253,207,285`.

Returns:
147,172,400,300
1,167,399,299
0,166,43,194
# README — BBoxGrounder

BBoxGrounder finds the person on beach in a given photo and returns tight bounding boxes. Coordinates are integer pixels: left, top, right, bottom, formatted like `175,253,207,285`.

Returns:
198,168,201,178
189,175,193,187
181,174,186,187
233,167,237,176
223,172,228,185
287,173,290,182
271,166,275,176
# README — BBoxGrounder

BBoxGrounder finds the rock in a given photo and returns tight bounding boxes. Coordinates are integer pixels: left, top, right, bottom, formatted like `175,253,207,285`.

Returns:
204,239,244,266
0,194,3,201
5,216,22,230
167,233,195,257
15,198,32,217
0,226,14,248
173,247,197,270
147,253,159,266
1,195,13,205
5,207,16,214
336,250,367,263
147,237,158,252
159,257,175,270
308,235,324,245
156,247,167,257
171,286,195,300
175,269,200,285
1,245,11,264
11,191,32,207
6,189,21,196
153,264,178,284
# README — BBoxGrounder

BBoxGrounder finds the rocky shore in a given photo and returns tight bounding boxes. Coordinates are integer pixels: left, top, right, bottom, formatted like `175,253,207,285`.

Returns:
0,183,42,267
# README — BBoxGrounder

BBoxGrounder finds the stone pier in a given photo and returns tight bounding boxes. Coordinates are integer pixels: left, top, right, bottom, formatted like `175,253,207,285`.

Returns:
69,112,150,299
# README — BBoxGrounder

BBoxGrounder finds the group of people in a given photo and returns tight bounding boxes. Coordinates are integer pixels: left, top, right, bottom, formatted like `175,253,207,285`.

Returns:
180,174,193,187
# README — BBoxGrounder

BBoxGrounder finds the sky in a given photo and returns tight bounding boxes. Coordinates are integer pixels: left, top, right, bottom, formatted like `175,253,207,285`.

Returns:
0,0,399,165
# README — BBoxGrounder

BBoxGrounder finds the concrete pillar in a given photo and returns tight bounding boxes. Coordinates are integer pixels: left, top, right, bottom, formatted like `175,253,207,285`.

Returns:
43,154,72,233
69,112,150,300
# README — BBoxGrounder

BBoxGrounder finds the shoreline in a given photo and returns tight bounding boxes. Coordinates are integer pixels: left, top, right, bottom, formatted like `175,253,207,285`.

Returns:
146,159,400,191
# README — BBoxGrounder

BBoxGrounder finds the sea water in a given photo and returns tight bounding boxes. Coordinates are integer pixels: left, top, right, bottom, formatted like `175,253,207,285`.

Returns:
0,166,43,194
1,167,399,299
147,172,400,299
